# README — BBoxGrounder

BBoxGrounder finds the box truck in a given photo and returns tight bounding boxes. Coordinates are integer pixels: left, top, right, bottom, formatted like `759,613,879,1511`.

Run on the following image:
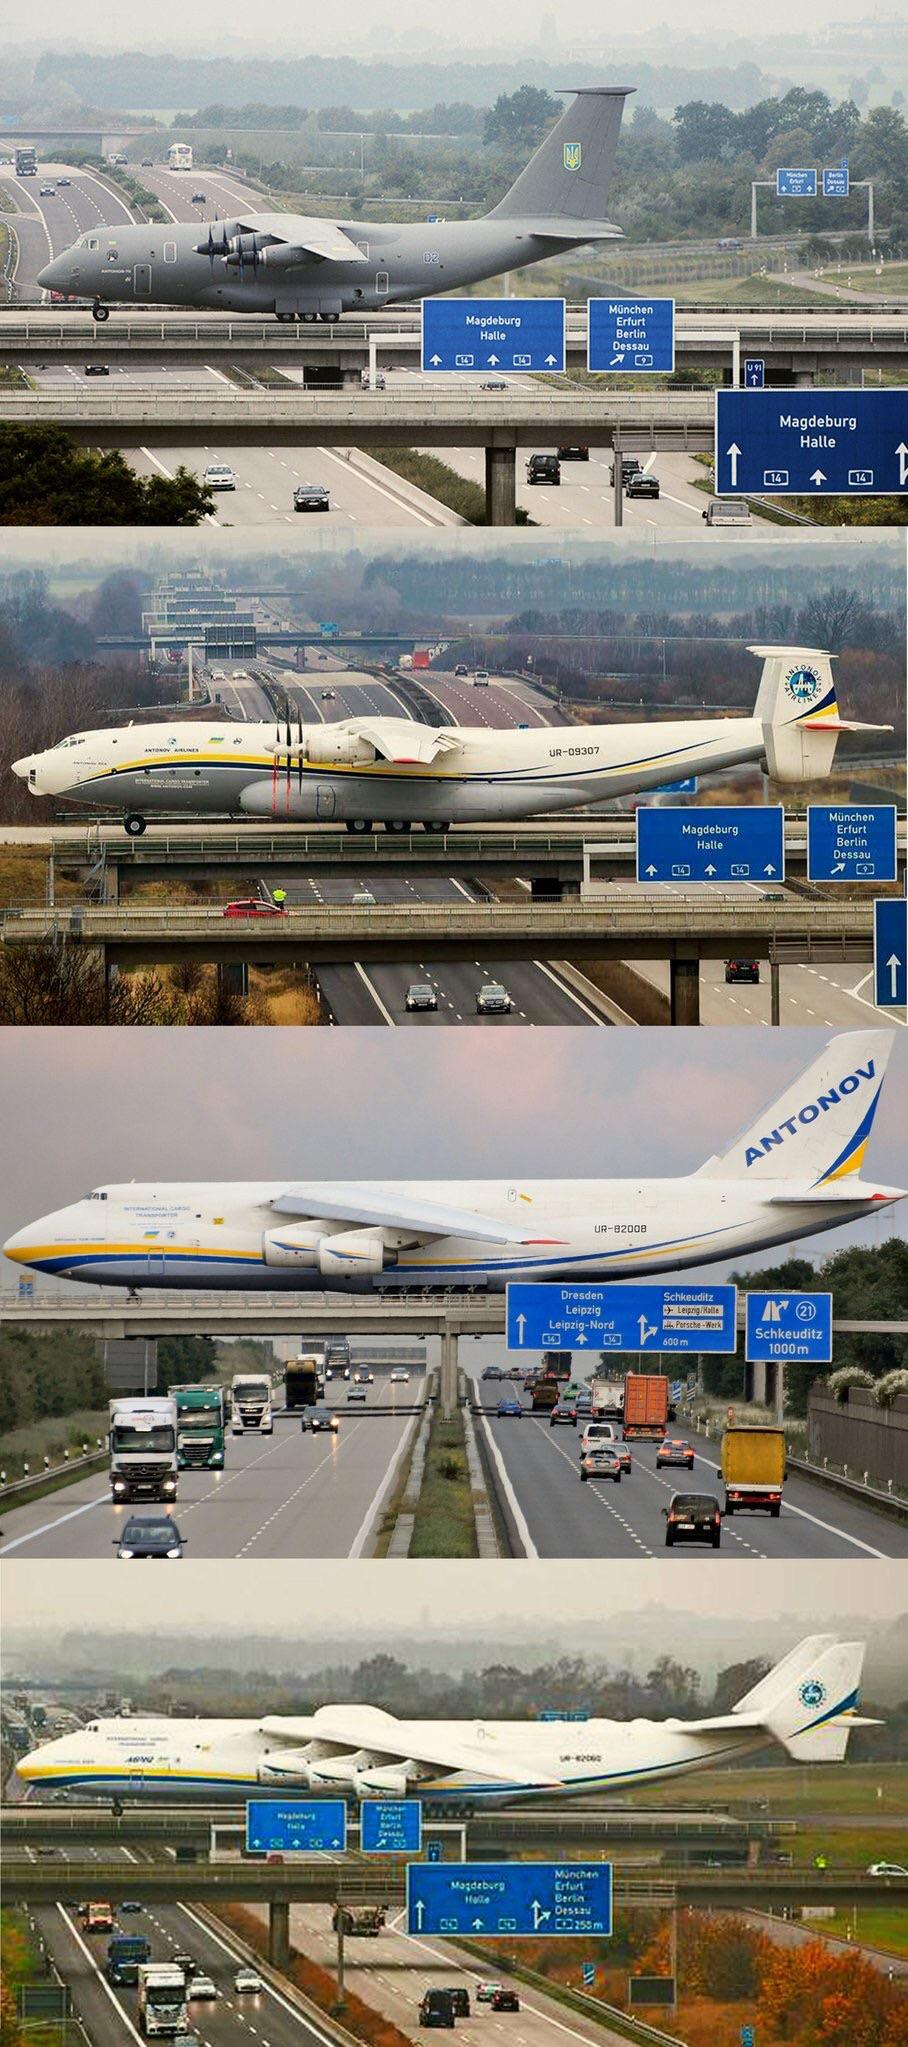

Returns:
108,1398,178,1502
622,1374,669,1441
719,1426,786,1516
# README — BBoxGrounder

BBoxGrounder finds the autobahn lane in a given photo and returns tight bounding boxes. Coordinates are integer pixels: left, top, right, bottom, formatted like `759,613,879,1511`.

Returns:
425,439,726,532
473,1395,908,1561
127,437,449,527
3,164,141,294
0,1381,423,1560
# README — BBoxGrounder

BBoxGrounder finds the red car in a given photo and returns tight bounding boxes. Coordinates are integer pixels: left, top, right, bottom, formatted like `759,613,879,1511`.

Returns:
223,898,286,918
656,1438,695,1470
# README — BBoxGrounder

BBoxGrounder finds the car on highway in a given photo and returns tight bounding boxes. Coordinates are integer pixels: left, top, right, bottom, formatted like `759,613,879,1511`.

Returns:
389,1369,409,1384
234,1968,264,1994
353,1369,374,1383
419,1991,456,2028
115,1515,186,1560
141,159,155,168
203,464,236,491
579,1421,618,1457
526,453,560,485
405,983,439,1012
496,1397,523,1418
173,1953,195,1975
347,1384,368,1402
663,1491,722,1548
625,471,660,499
476,982,513,1015
39,183,56,196
301,1405,338,1433
171,2033,199,2047
609,456,642,486
187,1975,218,2001
482,1365,504,1380
481,379,507,390
702,498,751,526
84,363,110,376
120,1901,144,1914
473,669,490,685
549,1401,577,1427
557,445,589,460
191,191,207,203
58,176,71,187
443,1990,471,2017
867,1862,908,1877
454,664,470,677
490,1991,520,2013
725,959,760,983
294,483,330,512
352,889,376,905
656,1438,696,1471
580,1445,623,1483
475,1985,503,2004
223,897,286,917
360,368,386,389
320,687,336,699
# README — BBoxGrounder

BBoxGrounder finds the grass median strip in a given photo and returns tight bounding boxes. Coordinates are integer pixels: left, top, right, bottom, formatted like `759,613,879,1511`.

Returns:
410,1403,479,1557
369,448,531,525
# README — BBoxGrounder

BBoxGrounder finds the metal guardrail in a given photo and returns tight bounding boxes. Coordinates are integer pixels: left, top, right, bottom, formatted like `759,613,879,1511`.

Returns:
2,312,907,347
0,1446,105,1502
0,898,875,938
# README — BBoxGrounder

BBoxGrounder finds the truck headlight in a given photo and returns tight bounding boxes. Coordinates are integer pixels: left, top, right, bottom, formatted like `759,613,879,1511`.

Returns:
113,1479,127,1494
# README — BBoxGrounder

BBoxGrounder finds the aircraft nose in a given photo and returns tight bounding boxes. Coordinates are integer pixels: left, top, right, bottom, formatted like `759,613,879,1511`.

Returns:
11,753,37,781
3,1222,41,1267
38,254,69,290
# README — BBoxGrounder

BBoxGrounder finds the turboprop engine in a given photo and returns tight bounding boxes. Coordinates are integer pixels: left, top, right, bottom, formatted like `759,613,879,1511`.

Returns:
263,1225,389,1277
266,729,378,766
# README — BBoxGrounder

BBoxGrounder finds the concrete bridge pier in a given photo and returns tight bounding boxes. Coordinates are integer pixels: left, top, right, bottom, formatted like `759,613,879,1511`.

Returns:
484,444,517,526
268,1900,291,1970
218,960,250,1000
669,951,700,1025
439,1327,459,1417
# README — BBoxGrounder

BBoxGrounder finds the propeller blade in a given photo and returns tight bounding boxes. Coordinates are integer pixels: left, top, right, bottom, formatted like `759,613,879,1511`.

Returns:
297,709,303,793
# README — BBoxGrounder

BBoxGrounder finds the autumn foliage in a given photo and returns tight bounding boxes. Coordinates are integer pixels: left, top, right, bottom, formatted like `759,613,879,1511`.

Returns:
215,1906,415,2047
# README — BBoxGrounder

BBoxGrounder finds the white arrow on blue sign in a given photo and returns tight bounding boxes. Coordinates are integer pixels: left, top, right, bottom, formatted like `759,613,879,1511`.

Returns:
807,805,897,883
245,1801,347,1853
421,298,565,373
744,359,765,388
715,388,908,496
874,898,907,1009
406,1863,612,1938
506,1283,738,1354
588,298,675,374
745,1292,833,1365
636,806,785,883
776,168,817,196
822,167,849,196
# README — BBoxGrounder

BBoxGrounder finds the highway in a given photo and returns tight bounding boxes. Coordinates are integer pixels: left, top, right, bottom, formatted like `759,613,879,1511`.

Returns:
1,162,140,296
0,1377,424,1561
472,1390,908,1562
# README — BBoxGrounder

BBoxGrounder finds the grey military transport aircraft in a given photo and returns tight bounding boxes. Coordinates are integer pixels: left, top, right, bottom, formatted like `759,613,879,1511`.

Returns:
38,89,630,320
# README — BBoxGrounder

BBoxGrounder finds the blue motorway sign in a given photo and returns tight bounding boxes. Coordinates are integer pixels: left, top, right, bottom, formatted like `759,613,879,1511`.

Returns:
807,805,897,883
588,298,674,373
715,388,908,497
361,1801,422,1854
407,1863,612,1938
643,777,698,798
426,1842,443,1863
822,166,849,197
245,1801,347,1853
507,1283,738,1354
636,806,784,882
874,897,907,1009
745,1291,833,1366
776,168,817,196
421,298,565,373
744,358,765,388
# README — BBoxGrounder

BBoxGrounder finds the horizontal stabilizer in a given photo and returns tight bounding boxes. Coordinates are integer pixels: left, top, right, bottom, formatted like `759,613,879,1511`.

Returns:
525,218,623,241
271,1183,549,1246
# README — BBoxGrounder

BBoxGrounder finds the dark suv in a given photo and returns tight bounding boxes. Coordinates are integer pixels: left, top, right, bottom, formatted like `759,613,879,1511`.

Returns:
420,1992,456,2028
664,1492,722,1548
526,453,560,485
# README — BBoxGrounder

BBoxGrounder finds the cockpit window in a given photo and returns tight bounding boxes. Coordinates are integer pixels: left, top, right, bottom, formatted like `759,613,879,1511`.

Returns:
54,735,85,750
86,1189,108,1201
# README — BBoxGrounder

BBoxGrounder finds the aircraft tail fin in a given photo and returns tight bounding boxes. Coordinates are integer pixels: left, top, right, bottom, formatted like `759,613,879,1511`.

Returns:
488,88,631,228
694,1030,894,1185
735,1635,869,1762
751,644,890,783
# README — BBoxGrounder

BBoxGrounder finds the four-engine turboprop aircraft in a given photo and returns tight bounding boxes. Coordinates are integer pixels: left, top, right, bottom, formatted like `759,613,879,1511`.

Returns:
16,1636,872,1803
37,91,629,321
10,649,886,835
3,1033,901,1293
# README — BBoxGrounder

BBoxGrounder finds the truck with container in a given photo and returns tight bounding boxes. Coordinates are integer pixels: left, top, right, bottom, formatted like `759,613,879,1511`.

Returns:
284,1353,325,1410
530,1373,561,1412
15,147,38,176
230,1372,273,1433
622,1374,669,1441
718,1425,786,1517
591,1374,625,1420
138,1964,189,2037
325,1337,351,1377
107,1934,152,1985
108,1398,178,1503
332,1905,386,1936
172,1385,226,1470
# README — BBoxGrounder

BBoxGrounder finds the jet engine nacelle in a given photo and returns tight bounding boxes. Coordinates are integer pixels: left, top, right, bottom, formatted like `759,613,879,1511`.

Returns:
354,1763,416,1796
318,1229,387,1278
304,729,377,766
262,1224,325,1268
256,1750,312,1783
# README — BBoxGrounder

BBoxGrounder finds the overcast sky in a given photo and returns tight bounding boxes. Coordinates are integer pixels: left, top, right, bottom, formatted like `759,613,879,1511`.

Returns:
1,1027,904,1288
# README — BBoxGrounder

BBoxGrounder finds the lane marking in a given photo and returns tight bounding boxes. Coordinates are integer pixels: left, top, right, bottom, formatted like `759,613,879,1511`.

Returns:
0,1492,110,1554
55,1905,146,2047
473,1407,538,1558
353,961,396,1025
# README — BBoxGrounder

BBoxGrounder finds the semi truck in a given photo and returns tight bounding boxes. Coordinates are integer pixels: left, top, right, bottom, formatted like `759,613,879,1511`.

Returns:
622,1374,669,1441
332,1906,386,1936
15,147,37,176
325,1337,351,1377
84,1902,115,1934
108,1397,178,1503
107,1935,152,1985
173,1385,226,1469
591,1374,625,1420
138,1964,188,2037
284,1353,325,1410
230,1372,273,1433
530,1373,561,1412
719,1426,786,1516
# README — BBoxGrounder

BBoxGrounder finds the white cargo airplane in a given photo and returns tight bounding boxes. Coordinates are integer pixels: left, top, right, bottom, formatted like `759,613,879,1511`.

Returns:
11,648,886,835
3,1032,900,1293
16,1636,872,1804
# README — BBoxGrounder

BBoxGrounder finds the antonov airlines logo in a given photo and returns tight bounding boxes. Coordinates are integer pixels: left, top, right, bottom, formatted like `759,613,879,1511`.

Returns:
563,143,582,170
744,1060,875,1168
784,664,823,705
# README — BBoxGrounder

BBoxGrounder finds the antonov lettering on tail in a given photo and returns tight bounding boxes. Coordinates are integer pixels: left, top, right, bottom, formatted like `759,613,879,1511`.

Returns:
4,1034,901,1293
16,1637,874,1803
11,650,887,836
38,91,628,321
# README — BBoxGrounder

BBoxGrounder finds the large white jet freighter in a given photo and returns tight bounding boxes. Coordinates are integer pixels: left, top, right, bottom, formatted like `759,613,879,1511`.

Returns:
16,1637,872,1805
3,1034,900,1294
11,648,884,835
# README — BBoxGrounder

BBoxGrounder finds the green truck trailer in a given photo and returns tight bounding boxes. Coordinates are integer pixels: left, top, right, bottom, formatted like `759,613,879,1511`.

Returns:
172,1385,226,1469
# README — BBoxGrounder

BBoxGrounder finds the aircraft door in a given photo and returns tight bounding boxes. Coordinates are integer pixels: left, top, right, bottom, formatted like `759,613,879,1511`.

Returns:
375,270,389,296
316,786,336,819
133,264,152,296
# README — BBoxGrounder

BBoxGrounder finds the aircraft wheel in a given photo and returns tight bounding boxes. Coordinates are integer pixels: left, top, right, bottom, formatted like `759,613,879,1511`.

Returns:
424,820,452,833
92,301,110,322
124,813,147,837
346,817,373,834
384,819,409,834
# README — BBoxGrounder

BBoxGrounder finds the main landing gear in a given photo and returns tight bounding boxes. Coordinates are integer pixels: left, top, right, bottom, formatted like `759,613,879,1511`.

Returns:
343,819,452,835
91,300,110,322
124,814,147,837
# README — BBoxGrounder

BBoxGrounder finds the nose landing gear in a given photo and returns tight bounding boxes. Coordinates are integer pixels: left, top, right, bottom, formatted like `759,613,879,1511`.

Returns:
91,300,110,323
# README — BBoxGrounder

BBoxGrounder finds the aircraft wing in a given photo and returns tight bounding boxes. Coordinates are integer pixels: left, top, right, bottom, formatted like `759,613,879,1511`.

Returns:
349,722,463,766
261,1707,558,1788
235,213,371,263
271,1183,560,1246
